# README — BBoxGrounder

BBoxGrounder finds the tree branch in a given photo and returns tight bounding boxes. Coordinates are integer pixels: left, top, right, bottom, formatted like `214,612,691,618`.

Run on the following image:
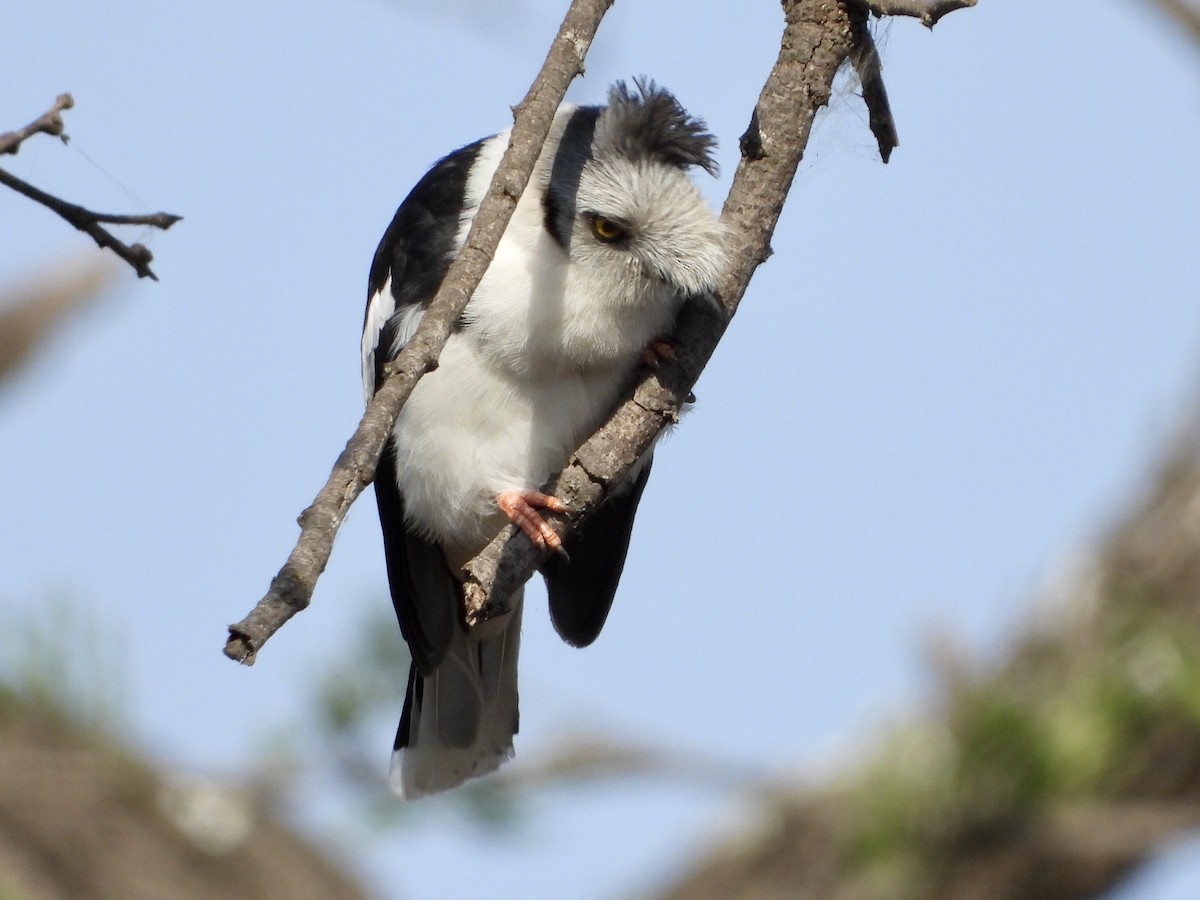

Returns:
0,95,182,280
461,0,868,623
0,93,73,156
223,0,616,665
864,0,978,28
0,167,180,280
228,0,976,658
846,0,900,163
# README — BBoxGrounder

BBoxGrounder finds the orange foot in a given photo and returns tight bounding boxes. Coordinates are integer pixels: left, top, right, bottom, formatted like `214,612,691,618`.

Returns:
641,335,675,367
496,490,569,555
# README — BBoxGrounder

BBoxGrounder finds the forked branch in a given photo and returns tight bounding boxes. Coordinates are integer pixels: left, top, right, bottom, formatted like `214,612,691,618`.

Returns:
463,0,868,618
0,95,181,280
226,0,979,662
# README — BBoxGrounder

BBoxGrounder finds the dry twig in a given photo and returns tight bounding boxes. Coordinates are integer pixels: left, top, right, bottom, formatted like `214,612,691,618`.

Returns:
0,95,182,280
461,0,898,621
0,93,73,155
865,0,978,28
846,0,900,162
224,0,616,664
0,168,180,280
226,0,977,660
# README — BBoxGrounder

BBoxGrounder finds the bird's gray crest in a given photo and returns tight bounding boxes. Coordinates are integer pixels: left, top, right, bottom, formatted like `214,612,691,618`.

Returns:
594,79,718,177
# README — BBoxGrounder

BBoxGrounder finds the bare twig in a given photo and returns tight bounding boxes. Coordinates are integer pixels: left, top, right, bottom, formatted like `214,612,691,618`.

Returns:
0,167,179,281
461,0,870,621
228,0,978,659
0,94,73,156
1,95,182,279
461,0,981,615
846,1,900,162
865,0,977,28
224,0,616,665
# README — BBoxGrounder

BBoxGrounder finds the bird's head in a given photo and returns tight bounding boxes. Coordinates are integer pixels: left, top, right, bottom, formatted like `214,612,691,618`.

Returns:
542,80,726,308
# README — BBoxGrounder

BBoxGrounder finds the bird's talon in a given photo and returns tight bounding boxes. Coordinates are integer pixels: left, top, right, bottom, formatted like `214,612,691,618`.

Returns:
641,336,675,367
496,490,568,552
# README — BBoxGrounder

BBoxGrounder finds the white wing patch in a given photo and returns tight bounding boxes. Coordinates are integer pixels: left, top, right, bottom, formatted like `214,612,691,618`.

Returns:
362,280,431,404
362,129,516,406
385,305,426,370
362,276,396,403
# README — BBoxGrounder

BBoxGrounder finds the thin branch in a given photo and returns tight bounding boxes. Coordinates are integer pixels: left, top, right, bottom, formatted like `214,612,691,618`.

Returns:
1,95,182,280
0,166,180,281
0,94,73,156
846,1,900,162
865,0,977,28
84,210,182,228
460,0,869,622
223,0,616,665
228,0,975,657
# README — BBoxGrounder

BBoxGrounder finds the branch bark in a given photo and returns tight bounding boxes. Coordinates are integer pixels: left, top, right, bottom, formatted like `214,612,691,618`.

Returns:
462,0,874,622
847,2,900,163
227,0,978,659
864,0,978,28
224,0,616,664
0,93,72,155
0,95,182,280
0,167,180,280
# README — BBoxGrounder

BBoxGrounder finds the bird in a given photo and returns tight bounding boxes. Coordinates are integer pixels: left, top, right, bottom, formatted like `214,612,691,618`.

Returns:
361,80,725,798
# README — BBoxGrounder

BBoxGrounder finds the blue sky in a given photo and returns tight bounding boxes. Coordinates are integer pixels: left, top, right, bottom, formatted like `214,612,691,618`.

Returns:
3,1,1199,897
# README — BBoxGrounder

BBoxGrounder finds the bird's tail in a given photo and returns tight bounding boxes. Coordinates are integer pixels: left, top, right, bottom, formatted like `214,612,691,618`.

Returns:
389,591,522,799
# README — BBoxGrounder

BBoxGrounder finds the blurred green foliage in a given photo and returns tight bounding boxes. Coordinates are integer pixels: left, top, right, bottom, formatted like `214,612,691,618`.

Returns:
843,579,1200,896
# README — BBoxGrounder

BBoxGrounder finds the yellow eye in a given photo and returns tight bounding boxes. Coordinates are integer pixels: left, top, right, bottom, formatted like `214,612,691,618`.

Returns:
590,215,627,244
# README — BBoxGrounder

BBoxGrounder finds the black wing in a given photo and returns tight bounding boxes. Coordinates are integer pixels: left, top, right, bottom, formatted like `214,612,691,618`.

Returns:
366,139,485,675
365,138,485,390
541,460,653,648
374,438,461,675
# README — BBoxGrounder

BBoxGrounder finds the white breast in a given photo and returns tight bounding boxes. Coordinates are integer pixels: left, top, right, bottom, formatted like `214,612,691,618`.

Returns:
388,332,626,563
383,116,684,562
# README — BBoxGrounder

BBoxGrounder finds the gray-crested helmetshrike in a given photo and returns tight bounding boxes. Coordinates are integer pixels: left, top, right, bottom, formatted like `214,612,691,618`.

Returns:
362,80,725,798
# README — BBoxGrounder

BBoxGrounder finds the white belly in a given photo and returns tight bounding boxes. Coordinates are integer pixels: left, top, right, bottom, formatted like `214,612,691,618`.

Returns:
388,333,627,562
